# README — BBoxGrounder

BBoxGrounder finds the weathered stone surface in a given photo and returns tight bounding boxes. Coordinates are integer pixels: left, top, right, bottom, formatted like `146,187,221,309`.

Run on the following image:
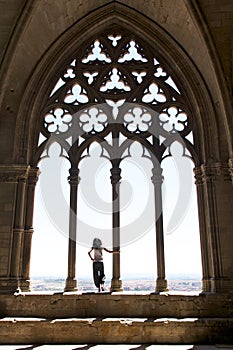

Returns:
0,317,232,344
0,293,232,319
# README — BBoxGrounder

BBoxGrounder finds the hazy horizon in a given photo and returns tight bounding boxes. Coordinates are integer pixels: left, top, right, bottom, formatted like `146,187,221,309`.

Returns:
31,272,202,280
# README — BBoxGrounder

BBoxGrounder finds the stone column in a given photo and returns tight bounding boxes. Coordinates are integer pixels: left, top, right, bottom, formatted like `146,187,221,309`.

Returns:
20,167,40,292
194,164,223,293
10,176,27,292
10,166,30,292
110,160,123,292
0,166,30,293
64,168,80,292
151,166,168,292
194,167,212,292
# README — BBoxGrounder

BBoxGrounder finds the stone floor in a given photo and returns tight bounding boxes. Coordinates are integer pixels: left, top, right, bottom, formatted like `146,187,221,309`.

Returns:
0,345,232,349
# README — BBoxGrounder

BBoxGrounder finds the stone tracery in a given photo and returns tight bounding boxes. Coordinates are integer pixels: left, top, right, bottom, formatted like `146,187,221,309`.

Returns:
38,32,193,155
36,30,197,292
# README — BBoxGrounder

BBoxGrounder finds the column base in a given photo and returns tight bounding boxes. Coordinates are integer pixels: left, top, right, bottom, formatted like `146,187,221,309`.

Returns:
0,277,20,294
202,277,233,293
19,279,31,292
110,278,123,292
201,278,213,293
64,277,78,292
155,278,168,293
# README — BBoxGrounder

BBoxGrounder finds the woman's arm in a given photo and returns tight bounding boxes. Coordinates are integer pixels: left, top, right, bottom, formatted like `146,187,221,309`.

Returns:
88,248,94,261
104,247,120,254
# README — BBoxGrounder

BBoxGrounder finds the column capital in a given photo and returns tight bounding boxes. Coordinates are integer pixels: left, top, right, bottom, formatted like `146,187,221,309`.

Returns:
194,162,233,184
193,166,203,185
28,167,41,185
229,158,233,184
151,166,164,185
0,165,30,183
110,166,121,185
68,168,80,185
194,163,222,184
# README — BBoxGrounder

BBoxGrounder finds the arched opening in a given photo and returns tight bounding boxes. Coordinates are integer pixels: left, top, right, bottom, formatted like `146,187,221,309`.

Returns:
120,141,156,290
78,142,112,290
1,2,233,345
31,142,69,291
162,141,202,292
27,26,205,293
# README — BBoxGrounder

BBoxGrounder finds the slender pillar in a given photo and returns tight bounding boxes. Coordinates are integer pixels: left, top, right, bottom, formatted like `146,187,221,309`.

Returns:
110,160,123,292
64,168,80,292
194,167,212,292
151,166,168,292
20,168,40,292
10,172,28,291
195,164,223,293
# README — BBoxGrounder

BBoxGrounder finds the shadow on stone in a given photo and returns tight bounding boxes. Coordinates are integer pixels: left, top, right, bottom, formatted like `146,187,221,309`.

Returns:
72,345,95,350
129,345,151,350
15,345,41,350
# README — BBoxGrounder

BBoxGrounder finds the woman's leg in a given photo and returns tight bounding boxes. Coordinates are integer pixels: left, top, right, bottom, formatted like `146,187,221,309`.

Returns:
99,262,106,290
93,262,106,291
93,262,100,290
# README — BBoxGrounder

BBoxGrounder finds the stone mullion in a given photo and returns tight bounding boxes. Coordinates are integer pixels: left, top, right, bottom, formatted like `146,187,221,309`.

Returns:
110,160,123,292
20,167,40,292
64,168,80,292
151,166,168,293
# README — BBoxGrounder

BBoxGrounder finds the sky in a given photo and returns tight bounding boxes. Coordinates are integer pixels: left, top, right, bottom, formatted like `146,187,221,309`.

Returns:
31,141,202,282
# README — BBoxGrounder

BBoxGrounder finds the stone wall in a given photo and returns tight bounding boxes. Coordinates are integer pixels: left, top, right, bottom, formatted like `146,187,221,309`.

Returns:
0,293,233,344
0,293,232,319
0,0,232,344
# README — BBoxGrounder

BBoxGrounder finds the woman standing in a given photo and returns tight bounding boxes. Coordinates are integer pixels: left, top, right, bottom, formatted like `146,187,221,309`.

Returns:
88,237,118,292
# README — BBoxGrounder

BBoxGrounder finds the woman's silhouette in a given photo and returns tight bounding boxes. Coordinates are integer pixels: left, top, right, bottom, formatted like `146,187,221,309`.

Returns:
88,237,118,292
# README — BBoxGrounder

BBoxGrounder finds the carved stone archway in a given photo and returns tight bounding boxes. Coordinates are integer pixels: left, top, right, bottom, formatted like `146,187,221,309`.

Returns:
1,3,232,294
21,14,215,293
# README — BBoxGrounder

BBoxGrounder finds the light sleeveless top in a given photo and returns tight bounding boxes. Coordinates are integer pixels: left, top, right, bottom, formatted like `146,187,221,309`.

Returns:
93,248,103,261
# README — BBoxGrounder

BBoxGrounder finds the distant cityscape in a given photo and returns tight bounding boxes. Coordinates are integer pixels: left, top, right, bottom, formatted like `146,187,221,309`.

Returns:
30,275,202,293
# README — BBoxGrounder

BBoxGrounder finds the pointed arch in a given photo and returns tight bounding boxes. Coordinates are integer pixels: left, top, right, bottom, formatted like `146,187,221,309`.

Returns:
14,2,220,167
8,2,231,293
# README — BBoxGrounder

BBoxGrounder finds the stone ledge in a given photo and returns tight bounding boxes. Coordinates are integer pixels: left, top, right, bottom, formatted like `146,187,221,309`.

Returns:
0,317,232,344
0,293,232,319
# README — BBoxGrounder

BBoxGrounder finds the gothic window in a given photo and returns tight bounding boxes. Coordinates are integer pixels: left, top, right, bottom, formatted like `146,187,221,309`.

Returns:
37,32,193,158
35,30,197,292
